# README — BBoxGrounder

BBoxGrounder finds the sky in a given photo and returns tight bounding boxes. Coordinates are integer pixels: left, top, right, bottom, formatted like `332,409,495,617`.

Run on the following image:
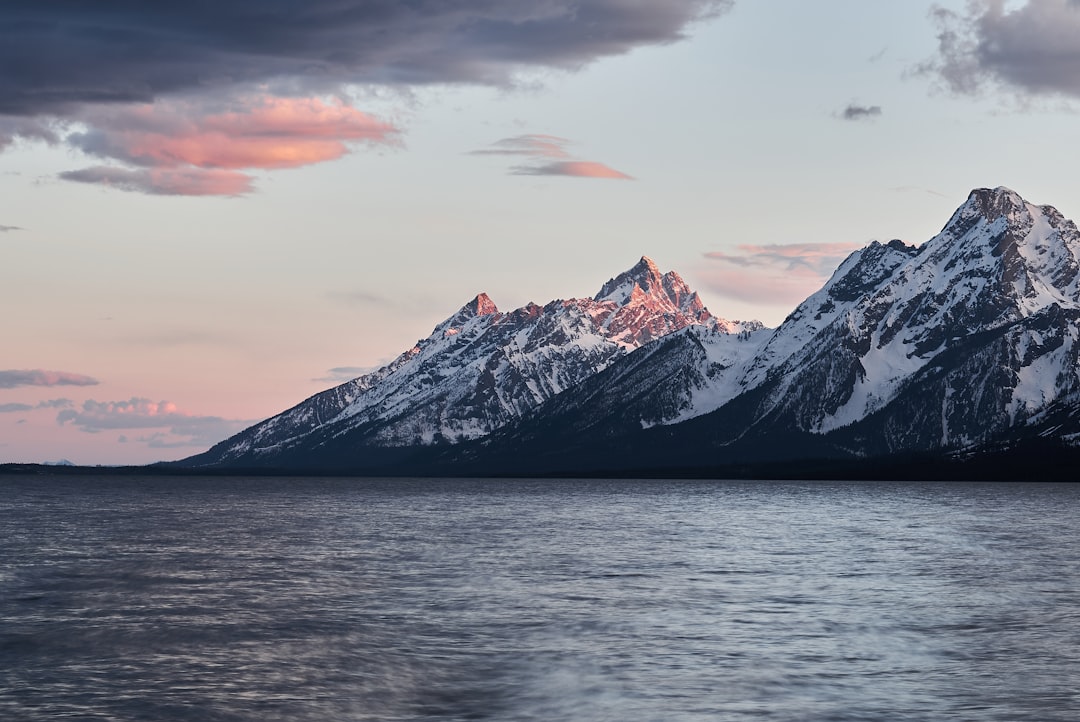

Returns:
4,0,1080,465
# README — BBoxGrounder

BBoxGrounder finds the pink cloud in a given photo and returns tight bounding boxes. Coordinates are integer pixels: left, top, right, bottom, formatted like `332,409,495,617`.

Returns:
0,369,99,388
474,134,633,179
62,96,401,196
60,166,254,196
512,160,634,179
697,242,863,306
469,134,572,158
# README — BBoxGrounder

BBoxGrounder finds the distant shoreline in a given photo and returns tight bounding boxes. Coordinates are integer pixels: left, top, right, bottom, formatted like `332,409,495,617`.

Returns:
5,441,1080,482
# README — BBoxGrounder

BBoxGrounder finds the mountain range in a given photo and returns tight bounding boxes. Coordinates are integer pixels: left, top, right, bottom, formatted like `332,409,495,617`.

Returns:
177,187,1080,478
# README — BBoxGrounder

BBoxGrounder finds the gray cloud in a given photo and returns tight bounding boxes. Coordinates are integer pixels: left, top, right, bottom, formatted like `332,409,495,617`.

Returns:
0,116,61,150
469,134,572,158
2,3,729,195
57,397,254,447
0,370,99,388
840,104,882,121
698,242,862,306
327,290,394,307
0,399,73,413
0,1,731,118
921,1,1080,99
0,225,22,232
59,166,253,196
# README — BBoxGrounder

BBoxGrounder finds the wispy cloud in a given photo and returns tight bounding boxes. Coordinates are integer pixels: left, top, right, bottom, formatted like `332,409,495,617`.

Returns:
60,166,253,197
0,370,99,389
0,399,73,413
314,366,377,384
919,1,1080,100
698,242,862,306
890,185,949,198
469,134,571,159
839,104,882,121
326,290,394,307
511,160,634,179
473,134,633,179
0,224,22,232
57,398,254,448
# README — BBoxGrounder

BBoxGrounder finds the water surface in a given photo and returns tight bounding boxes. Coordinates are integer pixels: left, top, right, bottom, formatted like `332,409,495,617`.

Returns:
2,476,1078,720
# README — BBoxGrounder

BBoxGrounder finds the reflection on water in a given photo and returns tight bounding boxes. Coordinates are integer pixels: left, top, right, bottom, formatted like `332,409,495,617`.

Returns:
1,477,1078,721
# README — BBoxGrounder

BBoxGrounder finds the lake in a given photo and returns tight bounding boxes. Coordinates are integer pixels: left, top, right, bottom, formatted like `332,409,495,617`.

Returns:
1,476,1078,720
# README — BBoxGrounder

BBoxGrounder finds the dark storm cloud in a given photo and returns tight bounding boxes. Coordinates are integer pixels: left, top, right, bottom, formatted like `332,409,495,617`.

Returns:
0,1,732,117
921,1,1080,99
840,104,882,121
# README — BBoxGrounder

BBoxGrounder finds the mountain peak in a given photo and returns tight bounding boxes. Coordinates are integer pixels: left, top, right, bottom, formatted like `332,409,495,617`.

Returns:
434,292,500,334
594,255,665,304
468,292,499,317
962,186,1028,222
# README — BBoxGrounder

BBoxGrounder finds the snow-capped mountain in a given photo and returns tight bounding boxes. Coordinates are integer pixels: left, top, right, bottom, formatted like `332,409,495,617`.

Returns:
184,256,756,467
750,186,1080,450
469,186,1080,471
178,186,1080,475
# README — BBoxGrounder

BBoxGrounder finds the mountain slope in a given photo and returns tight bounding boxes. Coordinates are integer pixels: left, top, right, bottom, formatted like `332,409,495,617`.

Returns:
178,186,1080,476
446,186,1080,474
181,256,756,468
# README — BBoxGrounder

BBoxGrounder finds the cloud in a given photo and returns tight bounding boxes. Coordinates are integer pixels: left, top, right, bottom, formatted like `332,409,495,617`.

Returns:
55,95,400,196
698,242,862,306
0,3,729,195
0,2,730,117
839,104,882,121
0,2,725,194
314,366,377,384
511,160,634,179
60,166,254,196
469,134,572,158
0,399,73,414
327,290,394,307
474,134,633,179
0,225,22,232
0,370,99,389
57,397,254,447
0,116,61,150
920,1,1080,100
69,97,400,170
890,185,949,198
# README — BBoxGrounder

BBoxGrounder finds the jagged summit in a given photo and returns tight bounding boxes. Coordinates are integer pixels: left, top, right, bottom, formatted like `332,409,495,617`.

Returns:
593,255,712,326
433,292,501,335
594,256,663,303
962,186,1026,221
176,186,1080,475
183,255,738,465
